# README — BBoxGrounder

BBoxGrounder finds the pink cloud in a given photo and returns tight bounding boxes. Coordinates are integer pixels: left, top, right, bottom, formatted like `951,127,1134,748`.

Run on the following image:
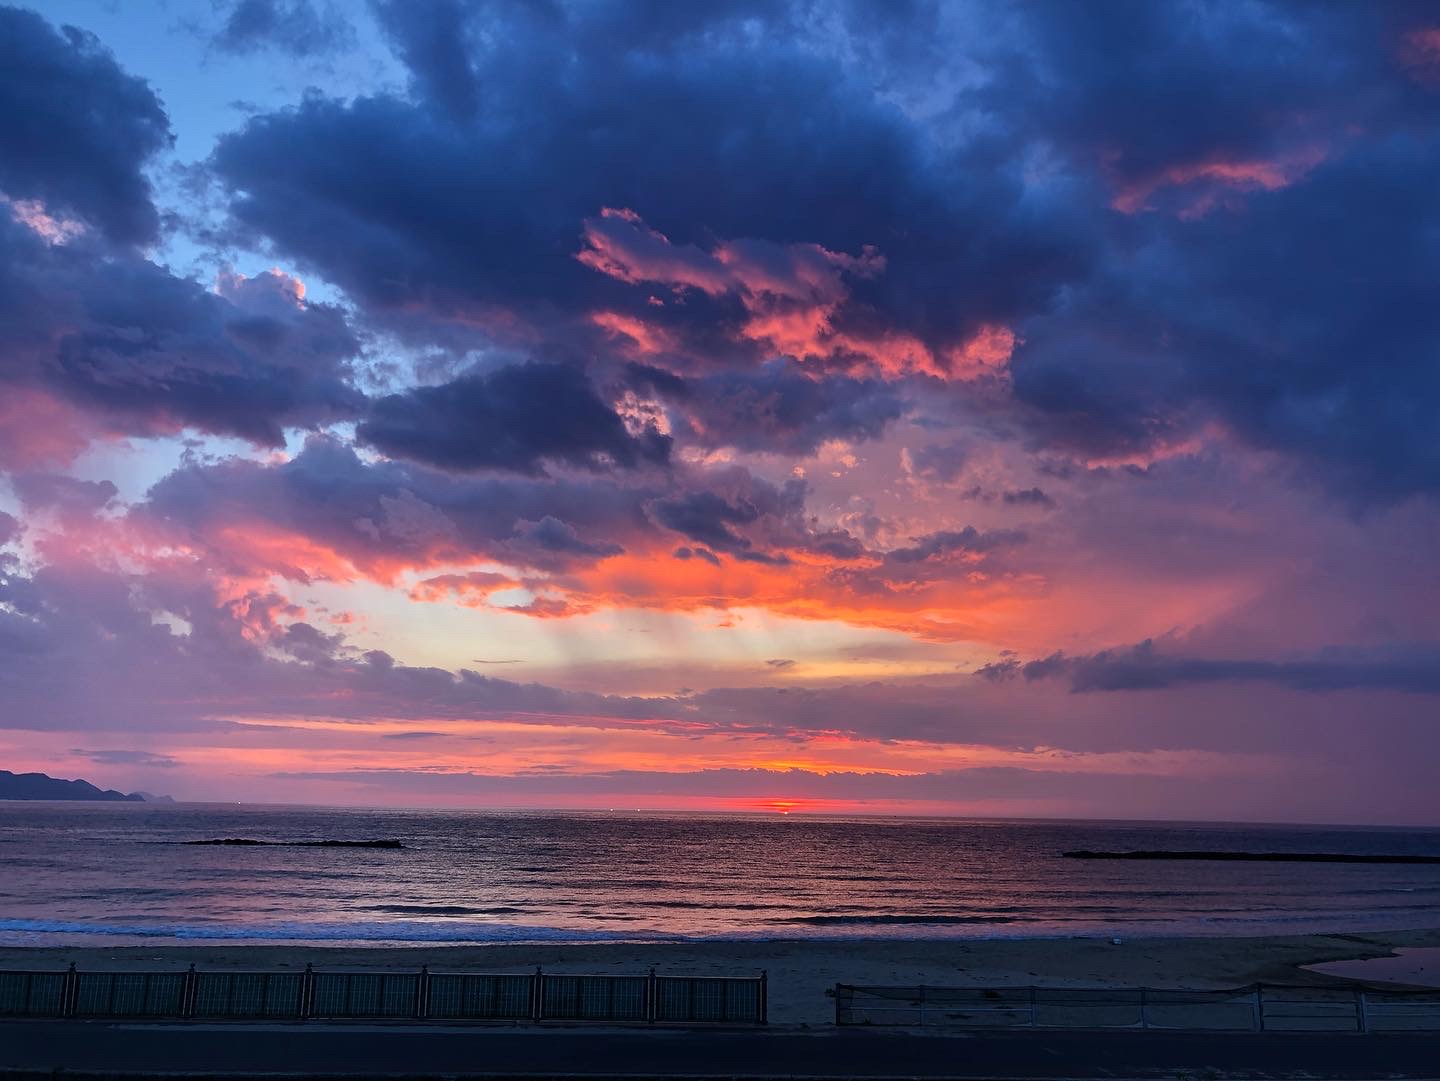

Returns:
1399,27,1440,80
590,310,676,355
2,195,87,245
578,208,1010,380
1110,146,1328,218
0,388,102,469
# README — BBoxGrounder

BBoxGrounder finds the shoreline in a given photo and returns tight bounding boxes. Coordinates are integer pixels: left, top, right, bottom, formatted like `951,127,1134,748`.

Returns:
5,928,1439,1024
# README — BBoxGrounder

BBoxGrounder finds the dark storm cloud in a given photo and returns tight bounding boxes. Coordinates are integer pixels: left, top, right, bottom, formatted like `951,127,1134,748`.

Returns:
649,473,807,559
0,216,364,453
633,362,906,456
369,0,478,120
209,2,1088,359
0,5,171,245
212,0,354,56
357,363,670,475
1010,134,1440,498
988,640,1440,695
141,435,652,576
990,1,1440,499
998,0,1439,203
141,434,864,580
512,516,623,559
885,527,1027,565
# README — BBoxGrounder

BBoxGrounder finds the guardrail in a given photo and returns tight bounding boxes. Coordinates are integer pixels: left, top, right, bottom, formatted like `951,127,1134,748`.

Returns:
0,965,766,1025
834,982,1440,1032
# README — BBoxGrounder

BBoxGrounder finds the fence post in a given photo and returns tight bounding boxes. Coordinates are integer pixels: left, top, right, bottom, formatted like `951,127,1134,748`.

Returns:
759,970,768,1025
1028,986,1037,1027
646,968,657,1024
301,963,315,1021
1139,988,1148,1030
417,966,428,1020
62,962,78,1018
532,967,544,1022
1255,985,1266,1032
1356,989,1368,1034
182,964,197,1019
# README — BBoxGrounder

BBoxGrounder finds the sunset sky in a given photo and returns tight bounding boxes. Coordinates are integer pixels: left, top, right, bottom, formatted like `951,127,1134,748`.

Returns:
2,0,1439,822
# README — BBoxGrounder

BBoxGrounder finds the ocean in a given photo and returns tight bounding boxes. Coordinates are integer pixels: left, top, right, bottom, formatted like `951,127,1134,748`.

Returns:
2,803,1439,946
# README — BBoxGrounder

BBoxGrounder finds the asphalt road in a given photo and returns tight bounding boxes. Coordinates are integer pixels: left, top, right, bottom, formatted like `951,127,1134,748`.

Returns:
2,1021,1439,1080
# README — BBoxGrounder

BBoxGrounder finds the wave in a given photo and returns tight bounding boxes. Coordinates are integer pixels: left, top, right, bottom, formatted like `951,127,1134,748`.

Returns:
782,914,1018,926
0,918,626,943
358,905,525,917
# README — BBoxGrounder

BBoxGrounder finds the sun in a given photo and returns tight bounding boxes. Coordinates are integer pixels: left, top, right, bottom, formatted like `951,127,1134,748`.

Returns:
761,799,800,815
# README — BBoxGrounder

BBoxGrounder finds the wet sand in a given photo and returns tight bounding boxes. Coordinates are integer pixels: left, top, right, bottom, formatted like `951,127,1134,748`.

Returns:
6,928,1440,1024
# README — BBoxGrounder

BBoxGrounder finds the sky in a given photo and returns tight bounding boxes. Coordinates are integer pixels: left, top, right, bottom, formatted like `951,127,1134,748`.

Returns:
1,1,1439,822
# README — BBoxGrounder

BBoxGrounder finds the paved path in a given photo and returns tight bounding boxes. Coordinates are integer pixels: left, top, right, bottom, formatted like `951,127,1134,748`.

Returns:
2,1021,1439,1080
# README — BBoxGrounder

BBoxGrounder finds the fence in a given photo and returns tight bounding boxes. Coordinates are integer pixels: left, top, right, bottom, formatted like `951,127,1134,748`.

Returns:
0,965,765,1025
834,983,1440,1032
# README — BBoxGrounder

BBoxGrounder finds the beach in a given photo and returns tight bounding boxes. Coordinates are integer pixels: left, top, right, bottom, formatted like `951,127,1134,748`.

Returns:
6,928,1440,1024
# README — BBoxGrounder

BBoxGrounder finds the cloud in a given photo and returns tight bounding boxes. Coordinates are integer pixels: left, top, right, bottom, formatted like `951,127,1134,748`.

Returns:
1000,639,1440,695
208,4,1085,366
369,0,479,120
70,748,180,768
884,526,1027,565
0,219,365,460
140,435,652,580
1002,487,1054,509
11,473,118,514
649,472,807,559
357,363,670,475
631,362,906,456
0,6,171,245
211,0,354,57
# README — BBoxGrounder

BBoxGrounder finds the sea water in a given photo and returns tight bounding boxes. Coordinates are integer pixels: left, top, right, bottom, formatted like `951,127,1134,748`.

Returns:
2,803,1438,946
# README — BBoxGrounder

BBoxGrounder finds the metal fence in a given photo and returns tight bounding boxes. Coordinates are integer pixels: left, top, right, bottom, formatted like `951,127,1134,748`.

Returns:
0,965,765,1025
835,982,1440,1032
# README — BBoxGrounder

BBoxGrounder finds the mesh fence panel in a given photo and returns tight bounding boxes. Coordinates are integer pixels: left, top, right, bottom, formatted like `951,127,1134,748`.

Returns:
192,972,305,1019
72,972,186,1018
0,967,765,1024
1363,991,1440,1032
426,974,533,1020
1260,987,1364,1031
541,974,648,1021
310,973,419,1018
837,984,1440,1032
0,972,67,1017
655,977,761,1023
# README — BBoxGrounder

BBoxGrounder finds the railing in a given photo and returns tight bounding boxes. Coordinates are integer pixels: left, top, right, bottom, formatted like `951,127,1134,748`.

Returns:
834,982,1440,1032
0,965,765,1025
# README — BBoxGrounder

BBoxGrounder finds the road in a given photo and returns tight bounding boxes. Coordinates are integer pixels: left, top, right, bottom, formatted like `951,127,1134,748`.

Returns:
2,1021,1439,1080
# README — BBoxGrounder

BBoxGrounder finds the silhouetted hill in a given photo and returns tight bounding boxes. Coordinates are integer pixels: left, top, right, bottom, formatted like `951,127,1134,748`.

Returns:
0,770,157,802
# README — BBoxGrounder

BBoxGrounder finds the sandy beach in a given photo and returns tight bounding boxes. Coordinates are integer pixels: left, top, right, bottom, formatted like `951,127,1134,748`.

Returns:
6,929,1440,1025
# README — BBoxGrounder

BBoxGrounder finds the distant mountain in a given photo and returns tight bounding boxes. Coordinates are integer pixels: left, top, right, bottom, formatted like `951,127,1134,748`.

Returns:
0,770,165,802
